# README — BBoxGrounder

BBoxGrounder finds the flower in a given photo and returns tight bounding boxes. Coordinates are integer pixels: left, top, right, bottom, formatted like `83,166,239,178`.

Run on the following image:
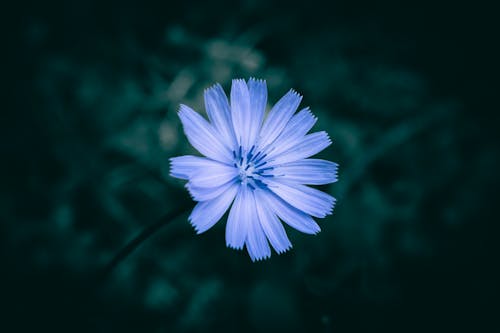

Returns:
170,78,338,261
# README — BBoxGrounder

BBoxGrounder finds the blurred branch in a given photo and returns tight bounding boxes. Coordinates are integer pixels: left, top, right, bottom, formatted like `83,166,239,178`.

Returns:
337,105,454,198
101,202,193,278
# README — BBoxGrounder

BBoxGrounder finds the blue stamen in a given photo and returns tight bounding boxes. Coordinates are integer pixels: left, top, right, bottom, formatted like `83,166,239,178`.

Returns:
255,161,267,169
246,145,255,161
253,179,268,189
254,153,267,165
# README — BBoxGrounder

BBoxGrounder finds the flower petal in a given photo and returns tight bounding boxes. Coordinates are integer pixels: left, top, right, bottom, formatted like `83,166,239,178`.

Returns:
247,78,267,147
230,79,251,149
186,178,237,202
265,107,317,158
272,159,338,185
189,183,238,234
254,189,292,254
189,163,238,188
267,180,335,218
263,190,321,234
258,89,302,149
178,104,232,163
226,185,252,250
245,190,271,261
170,155,219,180
204,83,235,147
268,131,331,166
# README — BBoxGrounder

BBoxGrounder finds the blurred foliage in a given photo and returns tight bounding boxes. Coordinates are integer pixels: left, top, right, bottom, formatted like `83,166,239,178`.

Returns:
2,0,497,332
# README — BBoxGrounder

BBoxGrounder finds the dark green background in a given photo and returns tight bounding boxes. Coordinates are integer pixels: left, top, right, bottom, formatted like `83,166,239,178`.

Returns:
3,0,497,332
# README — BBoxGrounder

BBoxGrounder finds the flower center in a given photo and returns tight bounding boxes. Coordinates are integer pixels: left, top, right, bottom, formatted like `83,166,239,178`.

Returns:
238,163,255,180
232,145,273,190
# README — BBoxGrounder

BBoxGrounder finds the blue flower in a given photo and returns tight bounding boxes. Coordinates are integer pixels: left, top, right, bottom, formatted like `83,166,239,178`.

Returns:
170,78,338,261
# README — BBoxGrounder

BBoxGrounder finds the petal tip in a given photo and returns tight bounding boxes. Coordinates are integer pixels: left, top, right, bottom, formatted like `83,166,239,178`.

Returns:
250,253,272,262
288,88,303,99
248,77,267,84
226,243,244,250
232,78,246,85
276,244,293,255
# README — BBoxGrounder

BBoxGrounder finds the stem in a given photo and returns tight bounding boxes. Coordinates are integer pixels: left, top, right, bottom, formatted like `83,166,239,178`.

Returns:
101,203,192,278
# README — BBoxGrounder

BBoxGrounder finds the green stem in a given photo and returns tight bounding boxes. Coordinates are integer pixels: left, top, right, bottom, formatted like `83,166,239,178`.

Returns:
101,203,192,278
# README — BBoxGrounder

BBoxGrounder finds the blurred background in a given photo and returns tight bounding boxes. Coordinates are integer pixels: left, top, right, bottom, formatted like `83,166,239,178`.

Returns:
3,0,497,332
